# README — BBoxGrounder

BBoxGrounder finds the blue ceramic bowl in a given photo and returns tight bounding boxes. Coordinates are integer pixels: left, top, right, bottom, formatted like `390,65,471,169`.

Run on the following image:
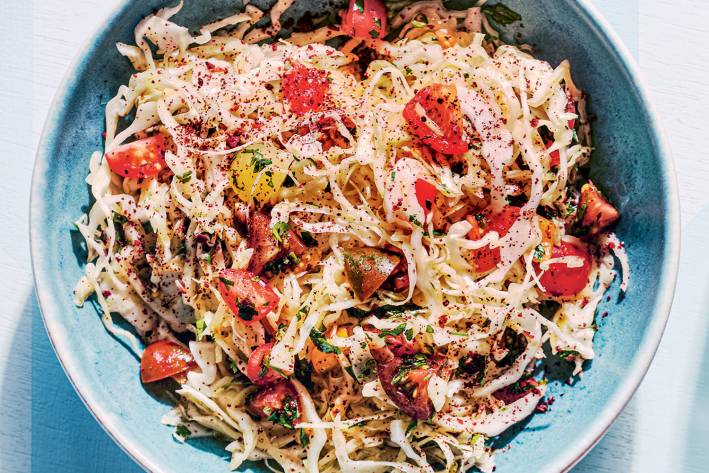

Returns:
30,1,680,472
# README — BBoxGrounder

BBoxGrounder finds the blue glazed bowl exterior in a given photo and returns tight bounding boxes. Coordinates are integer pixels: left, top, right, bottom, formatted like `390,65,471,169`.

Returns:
30,1,680,472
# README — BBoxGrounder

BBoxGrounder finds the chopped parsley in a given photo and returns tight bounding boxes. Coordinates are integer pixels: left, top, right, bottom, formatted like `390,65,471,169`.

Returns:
272,221,290,243
482,3,522,26
266,396,300,430
195,319,207,340
425,325,434,334
111,211,128,225
300,429,310,447
404,328,414,341
175,425,191,438
176,170,192,183
369,29,379,39
392,353,430,385
294,357,313,390
245,148,271,173
533,244,546,262
300,230,318,247
354,0,364,13
237,300,258,321
219,276,234,287
411,19,427,28
379,323,407,338
309,327,341,354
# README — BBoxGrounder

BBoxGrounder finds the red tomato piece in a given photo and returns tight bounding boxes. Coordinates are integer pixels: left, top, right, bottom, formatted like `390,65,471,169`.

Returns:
376,353,442,420
246,381,301,428
403,84,468,155
282,63,330,114
415,178,437,217
217,268,279,324
534,240,592,297
105,135,167,179
465,206,521,273
246,343,283,385
140,340,195,384
579,180,620,234
341,0,388,40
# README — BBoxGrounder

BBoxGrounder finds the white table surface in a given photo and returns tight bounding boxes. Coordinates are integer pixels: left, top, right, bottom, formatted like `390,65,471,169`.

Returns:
2,0,708,471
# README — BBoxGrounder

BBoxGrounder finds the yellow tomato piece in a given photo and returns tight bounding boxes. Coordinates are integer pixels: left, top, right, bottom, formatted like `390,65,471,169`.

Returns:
307,326,352,374
229,143,286,206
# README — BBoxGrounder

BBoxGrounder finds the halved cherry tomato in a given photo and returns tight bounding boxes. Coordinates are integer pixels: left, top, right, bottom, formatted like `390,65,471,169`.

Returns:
465,206,521,273
282,63,330,114
246,381,301,428
343,248,400,300
140,340,195,384
341,0,388,41
415,178,437,217
534,240,592,297
403,84,468,155
376,353,441,420
105,135,167,179
579,180,620,234
246,343,283,385
493,377,541,405
217,268,279,324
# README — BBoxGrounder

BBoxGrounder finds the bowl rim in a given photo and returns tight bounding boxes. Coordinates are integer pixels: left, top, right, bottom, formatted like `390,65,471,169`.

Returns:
29,1,681,472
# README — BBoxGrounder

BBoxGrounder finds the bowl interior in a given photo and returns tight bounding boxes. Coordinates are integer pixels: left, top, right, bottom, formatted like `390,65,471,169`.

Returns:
31,1,678,472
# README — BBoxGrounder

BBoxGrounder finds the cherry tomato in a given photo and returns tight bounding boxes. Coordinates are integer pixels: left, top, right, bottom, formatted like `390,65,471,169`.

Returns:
282,63,330,114
465,206,521,273
217,268,279,324
246,343,283,385
246,381,301,428
493,377,541,405
341,0,388,41
105,135,167,179
415,178,437,217
403,84,468,155
140,340,195,384
343,248,400,300
534,240,592,297
579,180,620,234
376,353,441,420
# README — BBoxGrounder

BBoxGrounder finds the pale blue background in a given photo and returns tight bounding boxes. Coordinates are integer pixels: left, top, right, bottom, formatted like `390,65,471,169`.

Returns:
4,0,709,472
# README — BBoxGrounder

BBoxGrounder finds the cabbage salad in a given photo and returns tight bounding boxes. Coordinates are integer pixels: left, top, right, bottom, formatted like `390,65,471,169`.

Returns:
73,0,629,471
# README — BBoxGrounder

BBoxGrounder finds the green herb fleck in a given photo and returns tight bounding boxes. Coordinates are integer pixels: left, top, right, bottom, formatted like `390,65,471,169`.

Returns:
196,319,207,340
379,323,407,338
354,0,364,13
482,3,522,26
237,300,258,321
425,325,434,334
404,328,414,341
272,221,290,243
176,171,192,183
300,429,310,447
175,425,191,438
533,244,546,262
248,149,271,173
219,277,234,287
309,327,341,354
300,231,318,247
369,29,379,39
411,19,427,28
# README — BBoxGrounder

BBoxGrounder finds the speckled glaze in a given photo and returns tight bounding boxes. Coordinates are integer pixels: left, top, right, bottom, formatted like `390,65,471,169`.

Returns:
30,1,680,472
